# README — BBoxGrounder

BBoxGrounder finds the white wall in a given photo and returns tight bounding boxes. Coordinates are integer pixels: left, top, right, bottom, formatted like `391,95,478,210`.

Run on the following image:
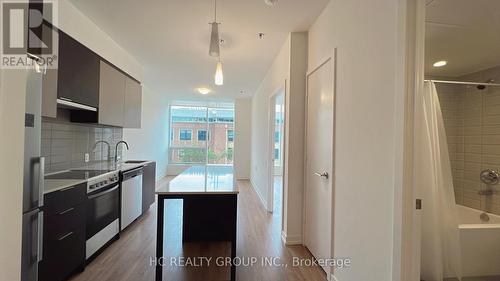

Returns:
55,0,143,81
0,69,27,280
250,32,308,244
234,99,252,179
308,1,403,280
123,86,169,180
284,32,308,244
251,36,290,208
56,2,170,181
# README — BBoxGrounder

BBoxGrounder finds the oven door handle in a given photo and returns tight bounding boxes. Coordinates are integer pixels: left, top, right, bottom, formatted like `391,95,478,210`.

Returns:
88,185,119,200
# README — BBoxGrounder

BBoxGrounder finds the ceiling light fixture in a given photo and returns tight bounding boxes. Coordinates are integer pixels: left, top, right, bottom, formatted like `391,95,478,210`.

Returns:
197,88,211,95
265,0,278,6
433,60,447,67
215,59,223,86
209,0,220,57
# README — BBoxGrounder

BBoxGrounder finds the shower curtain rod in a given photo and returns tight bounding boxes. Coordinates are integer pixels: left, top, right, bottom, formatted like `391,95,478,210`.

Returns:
425,79,500,87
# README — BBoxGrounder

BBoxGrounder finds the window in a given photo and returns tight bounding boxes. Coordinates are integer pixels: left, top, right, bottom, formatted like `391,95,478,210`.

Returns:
179,129,192,141
169,105,234,165
198,130,207,141
170,130,174,141
275,131,280,142
227,130,234,142
274,148,280,160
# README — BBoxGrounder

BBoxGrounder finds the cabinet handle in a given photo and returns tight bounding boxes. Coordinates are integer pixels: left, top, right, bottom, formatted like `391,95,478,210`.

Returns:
59,97,73,102
58,185,77,192
58,232,74,241
58,207,74,215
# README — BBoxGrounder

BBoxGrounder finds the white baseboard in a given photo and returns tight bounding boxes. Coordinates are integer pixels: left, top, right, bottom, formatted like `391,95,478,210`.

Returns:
281,230,302,245
250,178,268,209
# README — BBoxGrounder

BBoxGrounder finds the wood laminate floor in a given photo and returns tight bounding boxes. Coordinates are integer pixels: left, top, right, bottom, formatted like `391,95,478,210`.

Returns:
69,179,326,281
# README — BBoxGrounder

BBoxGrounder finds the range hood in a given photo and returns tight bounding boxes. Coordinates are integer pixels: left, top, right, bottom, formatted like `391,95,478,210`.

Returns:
57,98,97,112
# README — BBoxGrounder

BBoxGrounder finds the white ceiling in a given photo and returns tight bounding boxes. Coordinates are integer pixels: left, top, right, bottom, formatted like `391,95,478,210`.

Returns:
69,0,329,101
425,0,500,77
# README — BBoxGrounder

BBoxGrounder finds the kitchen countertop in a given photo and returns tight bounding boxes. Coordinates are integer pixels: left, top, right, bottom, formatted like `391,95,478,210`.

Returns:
156,165,238,195
82,160,153,172
44,179,88,194
44,160,154,194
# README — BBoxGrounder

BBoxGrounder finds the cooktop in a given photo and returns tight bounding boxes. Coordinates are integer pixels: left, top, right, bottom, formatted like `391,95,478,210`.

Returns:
45,170,114,180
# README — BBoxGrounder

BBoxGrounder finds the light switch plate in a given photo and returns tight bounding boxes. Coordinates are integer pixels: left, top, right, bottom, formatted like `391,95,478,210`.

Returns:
85,153,90,163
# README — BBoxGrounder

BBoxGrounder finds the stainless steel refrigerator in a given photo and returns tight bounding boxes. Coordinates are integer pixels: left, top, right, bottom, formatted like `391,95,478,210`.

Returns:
21,54,45,281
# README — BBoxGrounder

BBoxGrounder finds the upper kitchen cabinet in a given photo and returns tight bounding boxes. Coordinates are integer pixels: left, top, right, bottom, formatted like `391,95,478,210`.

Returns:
57,31,100,108
99,61,126,127
124,77,142,128
41,22,58,118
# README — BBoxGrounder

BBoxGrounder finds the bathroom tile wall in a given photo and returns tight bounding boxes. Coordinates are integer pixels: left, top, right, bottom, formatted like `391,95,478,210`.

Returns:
437,83,466,205
438,65,500,215
41,119,124,173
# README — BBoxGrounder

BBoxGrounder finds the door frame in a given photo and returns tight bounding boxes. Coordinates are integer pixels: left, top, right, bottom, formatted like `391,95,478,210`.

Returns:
267,86,286,213
303,48,336,279
395,0,425,280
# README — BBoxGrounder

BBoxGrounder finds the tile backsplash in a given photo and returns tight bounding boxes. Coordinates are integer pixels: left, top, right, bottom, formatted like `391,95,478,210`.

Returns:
41,119,124,173
437,64,500,215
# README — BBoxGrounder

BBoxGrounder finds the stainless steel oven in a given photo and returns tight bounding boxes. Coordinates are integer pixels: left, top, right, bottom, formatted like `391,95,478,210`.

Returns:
84,170,120,259
86,184,119,239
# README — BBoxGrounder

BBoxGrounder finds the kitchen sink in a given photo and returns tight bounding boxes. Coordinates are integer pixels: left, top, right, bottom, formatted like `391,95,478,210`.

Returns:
124,160,148,164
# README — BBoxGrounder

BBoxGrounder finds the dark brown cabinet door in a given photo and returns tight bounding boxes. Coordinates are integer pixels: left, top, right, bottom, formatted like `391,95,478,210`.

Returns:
57,31,100,108
142,162,156,214
40,183,86,281
41,23,58,118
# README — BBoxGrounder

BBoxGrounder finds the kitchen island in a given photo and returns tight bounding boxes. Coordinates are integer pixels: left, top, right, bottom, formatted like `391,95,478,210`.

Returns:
155,165,238,281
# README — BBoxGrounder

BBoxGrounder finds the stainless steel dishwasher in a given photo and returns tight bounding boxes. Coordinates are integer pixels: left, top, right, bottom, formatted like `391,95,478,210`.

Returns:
120,167,143,231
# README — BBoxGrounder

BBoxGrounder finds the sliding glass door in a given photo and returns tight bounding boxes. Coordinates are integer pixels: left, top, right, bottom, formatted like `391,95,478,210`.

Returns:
169,105,234,165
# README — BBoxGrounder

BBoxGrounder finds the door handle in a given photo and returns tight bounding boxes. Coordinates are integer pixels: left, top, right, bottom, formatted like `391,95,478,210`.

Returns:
39,157,45,207
314,172,329,179
37,211,43,262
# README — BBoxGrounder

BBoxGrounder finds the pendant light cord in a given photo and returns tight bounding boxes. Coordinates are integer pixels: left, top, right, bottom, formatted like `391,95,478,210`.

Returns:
214,0,217,22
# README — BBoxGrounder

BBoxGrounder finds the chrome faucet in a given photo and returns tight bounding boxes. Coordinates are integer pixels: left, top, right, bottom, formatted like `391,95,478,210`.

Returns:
115,141,129,163
92,140,111,161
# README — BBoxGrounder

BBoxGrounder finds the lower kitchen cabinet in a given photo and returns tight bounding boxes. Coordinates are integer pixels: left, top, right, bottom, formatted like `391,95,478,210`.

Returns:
142,161,156,214
39,183,86,281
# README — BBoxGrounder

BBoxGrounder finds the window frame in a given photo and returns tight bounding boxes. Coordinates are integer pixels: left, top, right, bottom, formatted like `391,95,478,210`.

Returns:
169,105,235,165
179,129,192,141
197,129,207,141
227,129,234,142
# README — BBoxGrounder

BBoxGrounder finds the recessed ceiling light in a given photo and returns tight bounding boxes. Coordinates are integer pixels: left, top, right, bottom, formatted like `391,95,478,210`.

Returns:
197,88,211,95
265,0,278,6
433,60,447,67
240,90,245,95
257,33,265,39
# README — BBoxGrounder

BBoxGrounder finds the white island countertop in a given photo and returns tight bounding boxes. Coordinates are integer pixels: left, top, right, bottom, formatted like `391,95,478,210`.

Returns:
156,165,238,195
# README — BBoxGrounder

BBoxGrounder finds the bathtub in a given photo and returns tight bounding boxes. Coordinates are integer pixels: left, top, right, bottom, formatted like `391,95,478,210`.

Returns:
458,205,500,277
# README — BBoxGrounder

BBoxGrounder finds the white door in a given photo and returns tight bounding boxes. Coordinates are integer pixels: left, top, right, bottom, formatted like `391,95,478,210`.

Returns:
304,57,334,275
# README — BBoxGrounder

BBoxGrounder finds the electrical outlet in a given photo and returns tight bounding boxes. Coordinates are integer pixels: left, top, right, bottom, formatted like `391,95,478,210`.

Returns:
84,153,90,163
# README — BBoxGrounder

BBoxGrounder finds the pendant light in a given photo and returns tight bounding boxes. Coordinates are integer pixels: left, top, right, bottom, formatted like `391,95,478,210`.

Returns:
215,58,223,86
209,0,220,57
